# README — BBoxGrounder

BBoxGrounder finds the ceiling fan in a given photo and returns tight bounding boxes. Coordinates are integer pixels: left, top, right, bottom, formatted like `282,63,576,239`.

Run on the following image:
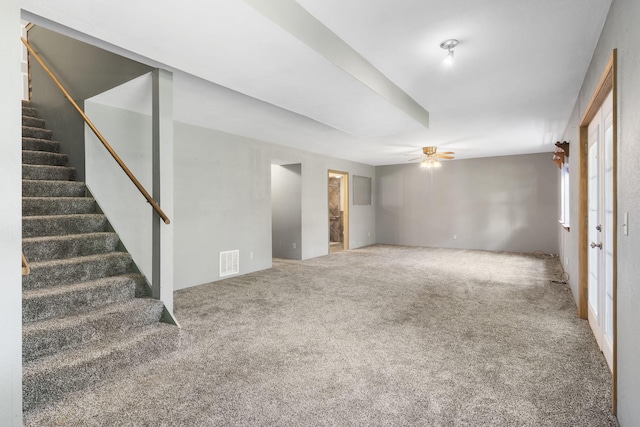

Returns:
408,146,455,169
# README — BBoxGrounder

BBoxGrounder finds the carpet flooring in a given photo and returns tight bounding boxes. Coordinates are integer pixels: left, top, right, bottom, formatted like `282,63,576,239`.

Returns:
24,245,618,426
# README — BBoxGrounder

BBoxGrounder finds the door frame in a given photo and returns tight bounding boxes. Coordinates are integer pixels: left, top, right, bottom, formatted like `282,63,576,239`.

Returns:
328,170,349,251
578,49,617,413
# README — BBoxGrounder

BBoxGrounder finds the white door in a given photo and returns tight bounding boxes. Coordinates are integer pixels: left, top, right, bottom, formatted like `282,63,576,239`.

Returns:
587,90,614,371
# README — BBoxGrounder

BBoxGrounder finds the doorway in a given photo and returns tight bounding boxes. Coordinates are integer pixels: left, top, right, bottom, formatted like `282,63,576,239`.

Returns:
587,90,614,371
578,50,617,412
328,170,349,253
271,163,302,260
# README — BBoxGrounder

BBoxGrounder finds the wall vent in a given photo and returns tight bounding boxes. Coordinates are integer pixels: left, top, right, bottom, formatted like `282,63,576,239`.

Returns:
220,250,239,277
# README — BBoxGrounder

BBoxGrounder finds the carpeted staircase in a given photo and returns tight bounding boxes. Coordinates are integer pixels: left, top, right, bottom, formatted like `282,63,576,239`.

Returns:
21,100,179,412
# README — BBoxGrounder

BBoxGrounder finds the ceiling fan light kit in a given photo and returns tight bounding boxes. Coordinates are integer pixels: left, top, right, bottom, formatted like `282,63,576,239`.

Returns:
412,146,455,169
420,158,442,169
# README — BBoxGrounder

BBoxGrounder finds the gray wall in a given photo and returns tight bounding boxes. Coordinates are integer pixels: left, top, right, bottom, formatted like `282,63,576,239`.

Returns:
376,153,559,254
559,0,640,423
173,123,272,290
28,26,152,181
272,164,302,259
0,1,23,423
174,122,376,290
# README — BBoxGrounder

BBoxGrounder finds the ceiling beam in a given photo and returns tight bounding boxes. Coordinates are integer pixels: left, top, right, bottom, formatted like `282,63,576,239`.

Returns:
243,0,430,129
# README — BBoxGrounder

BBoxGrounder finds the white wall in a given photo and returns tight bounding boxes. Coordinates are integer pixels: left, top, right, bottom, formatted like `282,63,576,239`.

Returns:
84,71,175,315
85,92,154,282
558,102,581,304
0,0,24,423
271,164,302,259
559,0,640,423
298,156,376,259
21,21,28,100
376,153,559,254
173,122,376,290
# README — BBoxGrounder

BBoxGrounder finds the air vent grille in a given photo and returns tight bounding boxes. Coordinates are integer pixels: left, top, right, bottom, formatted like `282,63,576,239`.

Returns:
220,250,239,277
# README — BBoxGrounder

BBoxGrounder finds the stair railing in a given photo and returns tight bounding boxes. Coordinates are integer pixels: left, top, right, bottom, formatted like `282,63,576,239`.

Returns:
20,37,170,225
22,252,30,275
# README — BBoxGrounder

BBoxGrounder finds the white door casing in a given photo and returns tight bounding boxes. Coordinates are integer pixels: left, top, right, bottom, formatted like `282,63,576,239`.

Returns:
587,90,614,371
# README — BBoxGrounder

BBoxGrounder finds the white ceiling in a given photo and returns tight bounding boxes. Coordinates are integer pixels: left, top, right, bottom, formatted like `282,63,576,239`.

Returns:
22,0,612,165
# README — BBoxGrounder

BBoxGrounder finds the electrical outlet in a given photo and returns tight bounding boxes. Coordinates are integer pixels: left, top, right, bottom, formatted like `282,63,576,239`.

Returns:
293,242,296,249
368,232,371,237
565,257,569,266
250,252,254,259
453,234,457,240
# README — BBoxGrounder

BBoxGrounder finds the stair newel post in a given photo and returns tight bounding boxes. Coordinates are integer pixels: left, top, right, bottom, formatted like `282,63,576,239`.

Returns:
151,69,176,324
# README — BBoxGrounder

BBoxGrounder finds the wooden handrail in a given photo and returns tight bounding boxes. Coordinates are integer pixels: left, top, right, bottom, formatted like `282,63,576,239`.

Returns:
22,253,30,276
21,37,170,225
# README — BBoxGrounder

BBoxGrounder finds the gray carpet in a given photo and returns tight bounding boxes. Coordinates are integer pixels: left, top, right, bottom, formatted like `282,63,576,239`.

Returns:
24,245,618,426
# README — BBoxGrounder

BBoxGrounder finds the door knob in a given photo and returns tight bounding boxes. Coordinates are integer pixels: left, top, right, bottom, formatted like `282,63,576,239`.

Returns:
590,242,603,249
596,225,602,231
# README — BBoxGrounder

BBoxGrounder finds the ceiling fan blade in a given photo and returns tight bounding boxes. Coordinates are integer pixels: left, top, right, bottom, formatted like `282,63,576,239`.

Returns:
407,156,423,161
436,155,455,159
439,151,455,155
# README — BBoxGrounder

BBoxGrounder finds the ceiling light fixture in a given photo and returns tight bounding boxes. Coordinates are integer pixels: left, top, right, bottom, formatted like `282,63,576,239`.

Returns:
419,158,442,169
410,146,455,169
440,39,458,66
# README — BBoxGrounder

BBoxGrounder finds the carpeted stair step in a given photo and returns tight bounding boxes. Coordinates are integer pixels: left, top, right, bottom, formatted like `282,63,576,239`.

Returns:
22,150,68,166
22,106,38,117
22,180,86,197
23,252,133,291
23,232,120,262
23,298,165,363
22,197,96,216
23,126,53,140
23,164,76,181
20,99,177,414
22,116,46,129
23,137,60,153
22,274,143,323
23,323,179,412
23,214,107,238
